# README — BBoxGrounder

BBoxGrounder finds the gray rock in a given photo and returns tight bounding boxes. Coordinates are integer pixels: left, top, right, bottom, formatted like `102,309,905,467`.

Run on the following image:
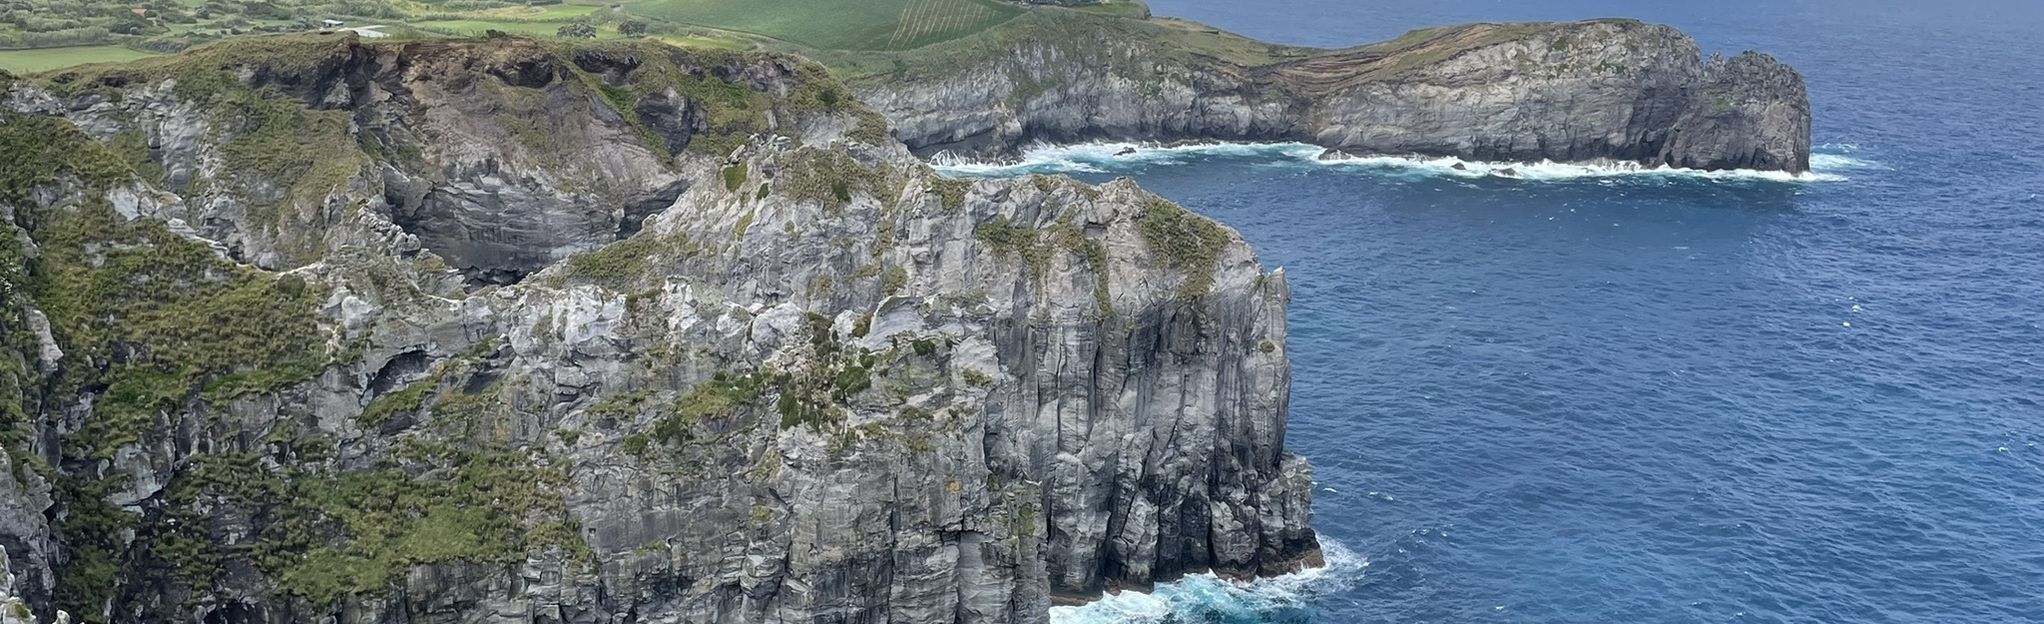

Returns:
0,37,1315,624
858,17,1813,173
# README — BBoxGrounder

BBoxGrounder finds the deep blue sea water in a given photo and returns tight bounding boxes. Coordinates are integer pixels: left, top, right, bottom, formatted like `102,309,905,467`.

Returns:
948,1,2044,622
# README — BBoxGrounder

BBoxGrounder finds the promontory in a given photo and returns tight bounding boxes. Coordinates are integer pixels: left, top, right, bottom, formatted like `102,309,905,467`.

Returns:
0,4,1810,624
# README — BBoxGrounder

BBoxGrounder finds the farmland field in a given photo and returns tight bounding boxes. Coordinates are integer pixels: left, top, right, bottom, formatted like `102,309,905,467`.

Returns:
620,0,1021,50
454,4,604,21
0,45,159,73
410,20,623,39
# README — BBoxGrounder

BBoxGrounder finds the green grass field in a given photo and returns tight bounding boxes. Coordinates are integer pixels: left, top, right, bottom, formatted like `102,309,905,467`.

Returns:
655,34,748,50
620,0,1021,50
410,19,623,39
0,45,160,73
455,4,604,21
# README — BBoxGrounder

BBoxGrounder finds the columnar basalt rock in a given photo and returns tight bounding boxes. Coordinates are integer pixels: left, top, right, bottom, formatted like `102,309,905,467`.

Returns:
0,35,1313,624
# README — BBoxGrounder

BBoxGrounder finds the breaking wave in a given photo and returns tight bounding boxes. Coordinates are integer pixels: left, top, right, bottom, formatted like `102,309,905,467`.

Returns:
1047,541,1367,624
931,141,1872,183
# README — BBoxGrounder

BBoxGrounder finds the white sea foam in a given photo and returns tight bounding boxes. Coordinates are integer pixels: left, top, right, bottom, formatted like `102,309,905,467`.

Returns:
930,142,1324,176
1046,540,1367,624
932,141,1869,183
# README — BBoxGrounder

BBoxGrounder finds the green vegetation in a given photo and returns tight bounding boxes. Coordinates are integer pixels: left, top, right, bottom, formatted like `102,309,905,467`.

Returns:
722,162,748,192
1135,197,1228,298
115,391,584,608
360,367,444,428
960,367,991,387
53,476,132,619
0,0,755,74
0,113,128,202
24,37,370,265
216,89,366,265
669,373,762,430
928,175,971,212
617,0,1021,51
268,448,580,605
779,147,887,212
1048,217,1114,317
466,4,603,21
557,229,695,292
648,371,765,446
566,39,849,157
1,114,330,460
0,45,158,73
974,213,1114,316
2,111,335,620
815,8,1296,83
733,209,756,240
881,265,909,295
975,216,1051,280
1069,0,1149,18
774,313,859,430
1347,22,1571,80
414,19,619,39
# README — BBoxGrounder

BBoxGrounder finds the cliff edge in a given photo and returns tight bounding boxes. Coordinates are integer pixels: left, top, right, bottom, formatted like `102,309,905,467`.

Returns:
848,15,1813,173
0,35,1314,623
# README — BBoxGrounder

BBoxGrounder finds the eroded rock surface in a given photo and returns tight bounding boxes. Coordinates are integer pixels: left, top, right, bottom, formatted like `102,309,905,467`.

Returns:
855,17,1813,172
0,35,1314,623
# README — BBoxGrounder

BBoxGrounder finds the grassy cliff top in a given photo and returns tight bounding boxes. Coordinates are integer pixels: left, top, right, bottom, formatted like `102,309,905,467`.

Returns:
805,7,1660,85
28,31,856,103
0,0,1661,90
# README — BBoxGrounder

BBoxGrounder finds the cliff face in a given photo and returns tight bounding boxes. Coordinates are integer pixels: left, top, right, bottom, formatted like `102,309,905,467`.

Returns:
0,35,1314,623
852,16,1813,172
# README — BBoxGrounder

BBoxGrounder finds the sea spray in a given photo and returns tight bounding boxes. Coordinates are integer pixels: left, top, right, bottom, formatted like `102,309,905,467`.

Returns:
1048,541,1367,624
934,141,1870,183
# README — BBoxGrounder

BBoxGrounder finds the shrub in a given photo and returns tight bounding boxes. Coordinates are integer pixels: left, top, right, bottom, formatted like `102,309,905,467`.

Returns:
1135,198,1229,298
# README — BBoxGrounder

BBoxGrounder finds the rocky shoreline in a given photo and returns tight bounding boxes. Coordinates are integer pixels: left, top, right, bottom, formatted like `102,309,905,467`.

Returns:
854,16,1812,173
0,9,1816,623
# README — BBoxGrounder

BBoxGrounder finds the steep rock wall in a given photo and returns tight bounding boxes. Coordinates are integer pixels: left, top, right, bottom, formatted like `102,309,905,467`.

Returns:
0,35,1315,624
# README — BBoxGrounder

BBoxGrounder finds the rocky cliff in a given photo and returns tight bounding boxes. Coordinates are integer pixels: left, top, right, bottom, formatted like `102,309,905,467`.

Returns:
849,14,1812,173
0,34,1315,623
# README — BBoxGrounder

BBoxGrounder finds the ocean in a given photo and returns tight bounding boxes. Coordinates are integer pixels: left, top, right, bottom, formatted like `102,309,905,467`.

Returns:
941,1,2044,622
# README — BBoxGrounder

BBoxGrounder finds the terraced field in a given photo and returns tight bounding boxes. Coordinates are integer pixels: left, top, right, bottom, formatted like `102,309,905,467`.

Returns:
619,0,1021,50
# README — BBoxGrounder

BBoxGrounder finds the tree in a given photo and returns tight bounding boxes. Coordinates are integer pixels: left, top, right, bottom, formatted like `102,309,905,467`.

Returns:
617,20,646,36
556,22,595,39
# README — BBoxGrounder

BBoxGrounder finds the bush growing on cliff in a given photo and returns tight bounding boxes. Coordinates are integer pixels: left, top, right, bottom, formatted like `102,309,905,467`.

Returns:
780,147,884,212
974,214,1115,316
1136,197,1228,298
